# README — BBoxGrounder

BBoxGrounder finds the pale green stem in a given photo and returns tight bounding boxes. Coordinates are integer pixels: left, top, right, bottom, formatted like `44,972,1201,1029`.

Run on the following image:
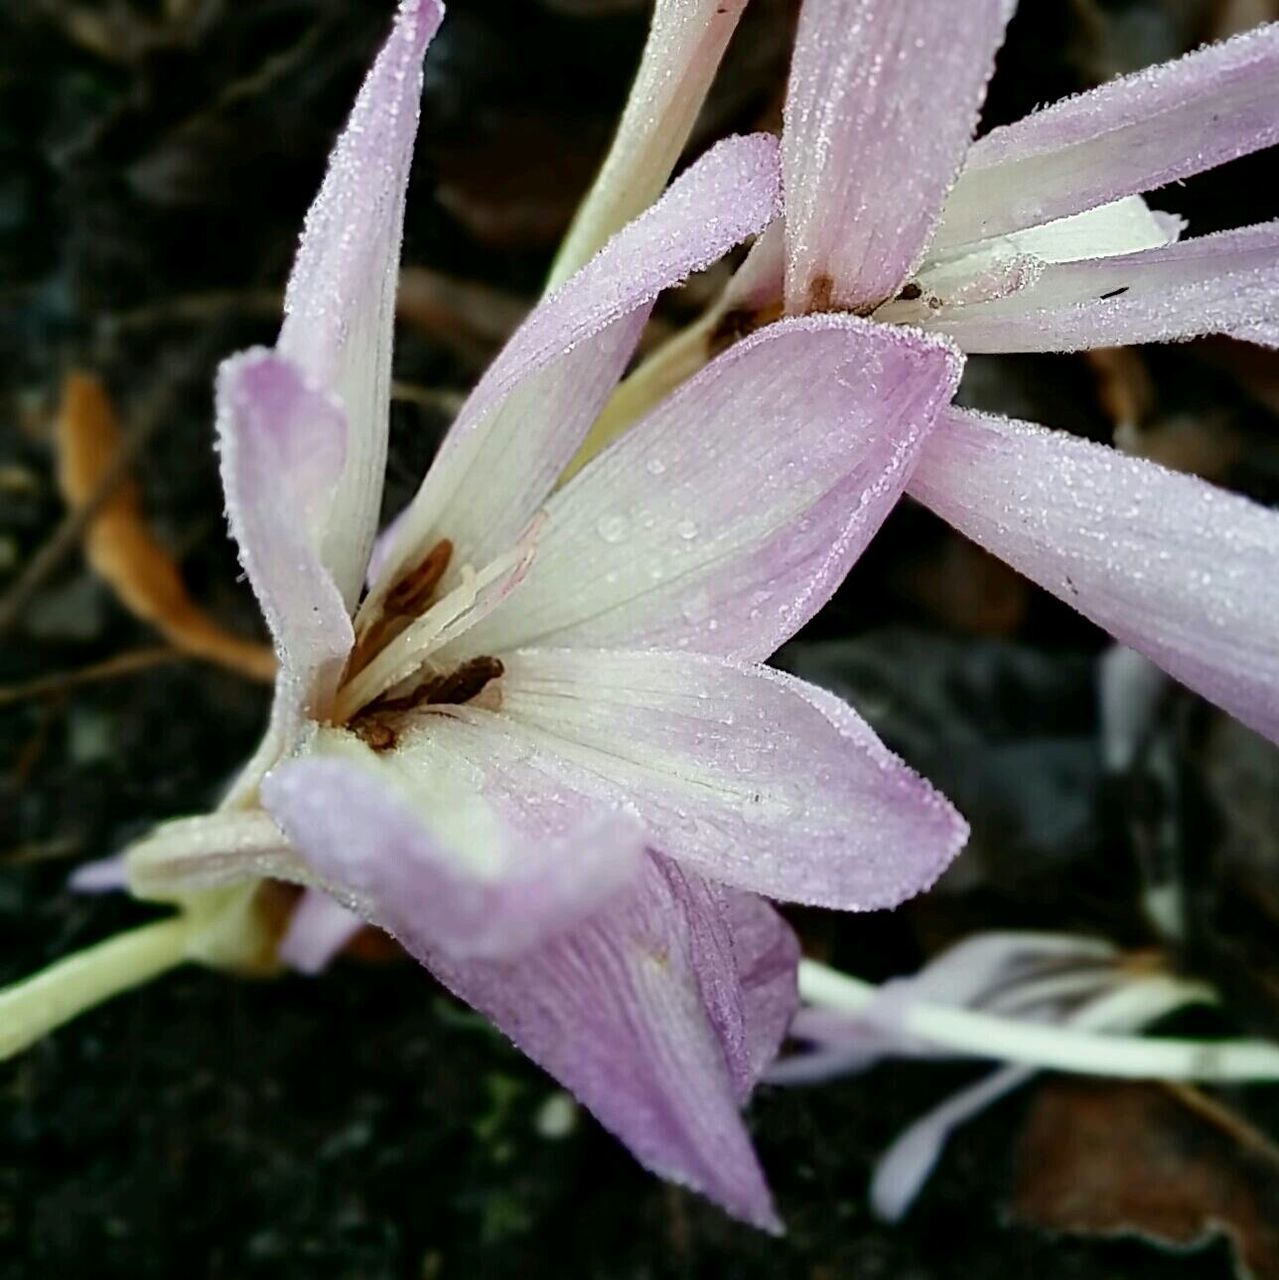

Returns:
545,0,748,291
0,915,193,1061
798,958,1279,1083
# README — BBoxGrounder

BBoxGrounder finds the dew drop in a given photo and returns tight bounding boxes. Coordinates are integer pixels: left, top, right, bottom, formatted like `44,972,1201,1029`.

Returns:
596,514,630,544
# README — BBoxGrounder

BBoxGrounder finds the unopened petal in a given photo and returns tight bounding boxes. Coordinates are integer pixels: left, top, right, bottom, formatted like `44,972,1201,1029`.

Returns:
453,316,961,662
426,852,782,1230
909,408,1279,744
938,22,1279,246
278,0,443,606
783,0,1012,313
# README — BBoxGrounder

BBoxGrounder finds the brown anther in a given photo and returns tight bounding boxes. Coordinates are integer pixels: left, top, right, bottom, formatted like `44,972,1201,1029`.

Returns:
419,655,505,706
806,272,835,313
356,720,399,752
347,656,505,752
347,538,456,681
897,281,923,301
385,538,454,618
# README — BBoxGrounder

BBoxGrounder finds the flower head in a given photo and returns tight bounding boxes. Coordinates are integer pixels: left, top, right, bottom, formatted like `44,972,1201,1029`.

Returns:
88,0,974,1227
603,2,1279,745
784,2,1279,744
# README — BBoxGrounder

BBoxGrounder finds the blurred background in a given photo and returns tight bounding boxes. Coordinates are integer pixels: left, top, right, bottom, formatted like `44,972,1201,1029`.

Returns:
2,0,1278,1275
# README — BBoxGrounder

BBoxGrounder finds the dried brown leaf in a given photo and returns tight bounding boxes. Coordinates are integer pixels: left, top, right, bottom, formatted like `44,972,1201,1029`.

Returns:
1012,1078,1279,1279
56,372,275,682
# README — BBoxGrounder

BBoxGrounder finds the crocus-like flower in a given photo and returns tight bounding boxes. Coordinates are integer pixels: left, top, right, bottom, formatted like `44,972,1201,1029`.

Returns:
775,933,1279,1221
602,0,1279,745
2,0,976,1228
782,1,1279,743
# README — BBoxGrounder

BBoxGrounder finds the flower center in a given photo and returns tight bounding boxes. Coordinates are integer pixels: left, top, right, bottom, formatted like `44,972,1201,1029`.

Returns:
348,655,505,751
339,538,505,748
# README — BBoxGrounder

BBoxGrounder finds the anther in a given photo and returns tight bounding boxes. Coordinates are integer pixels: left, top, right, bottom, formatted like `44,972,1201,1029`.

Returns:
385,538,454,618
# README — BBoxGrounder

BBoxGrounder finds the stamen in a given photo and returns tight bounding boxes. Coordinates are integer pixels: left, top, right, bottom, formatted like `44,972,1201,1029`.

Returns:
417,655,505,706
347,538,455,681
350,656,505,752
384,538,454,618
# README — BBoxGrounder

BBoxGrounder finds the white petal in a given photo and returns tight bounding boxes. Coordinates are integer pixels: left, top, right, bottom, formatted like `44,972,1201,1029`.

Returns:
450,315,962,662
365,135,782,616
425,648,969,910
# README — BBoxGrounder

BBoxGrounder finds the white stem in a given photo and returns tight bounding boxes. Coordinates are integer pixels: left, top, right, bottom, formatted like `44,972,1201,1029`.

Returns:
798,958,1279,1083
0,916,193,1060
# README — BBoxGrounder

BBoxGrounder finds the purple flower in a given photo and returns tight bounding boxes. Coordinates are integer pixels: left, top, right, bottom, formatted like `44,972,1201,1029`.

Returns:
123,0,972,1227
603,1,1279,745
778,1,1279,744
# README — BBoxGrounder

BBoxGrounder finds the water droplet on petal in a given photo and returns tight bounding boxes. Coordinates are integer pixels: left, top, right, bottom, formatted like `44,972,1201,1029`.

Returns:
596,514,629,544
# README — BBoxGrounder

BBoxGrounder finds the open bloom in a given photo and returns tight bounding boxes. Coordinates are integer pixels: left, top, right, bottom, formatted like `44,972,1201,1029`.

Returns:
603,0,1279,745
783,0,1279,743
100,0,977,1227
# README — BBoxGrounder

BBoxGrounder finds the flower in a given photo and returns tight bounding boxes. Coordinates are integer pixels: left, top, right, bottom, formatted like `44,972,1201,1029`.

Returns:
1,0,979,1229
773,932,1279,1221
605,1,1279,745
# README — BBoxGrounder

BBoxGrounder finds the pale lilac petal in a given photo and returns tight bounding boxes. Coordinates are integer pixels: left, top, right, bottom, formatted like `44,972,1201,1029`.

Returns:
367,134,782,613
215,350,354,726
430,649,968,909
938,22,1279,246
68,854,127,893
1236,320,1279,348
727,893,800,1089
279,890,365,975
870,1064,1032,1221
783,0,1012,313
425,852,781,1230
261,745,646,962
272,0,440,606
548,0,750,287
674,882,800,1100
453,316,962,663
909,408,1279,744
917,221,1279,353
